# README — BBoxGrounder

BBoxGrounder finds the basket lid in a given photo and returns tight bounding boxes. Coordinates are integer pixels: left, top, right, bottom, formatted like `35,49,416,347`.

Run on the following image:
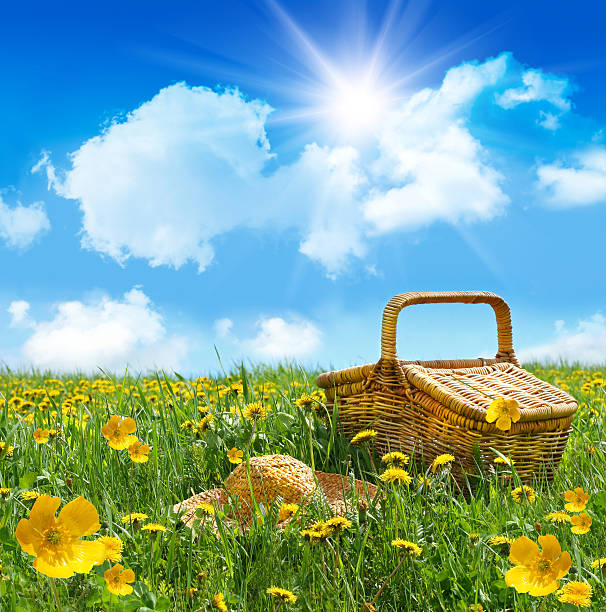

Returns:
400,362,577,423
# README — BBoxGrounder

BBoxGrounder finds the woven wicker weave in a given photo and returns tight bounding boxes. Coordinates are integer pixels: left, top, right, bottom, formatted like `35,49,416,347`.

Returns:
174,454,378,528
316,291,578,483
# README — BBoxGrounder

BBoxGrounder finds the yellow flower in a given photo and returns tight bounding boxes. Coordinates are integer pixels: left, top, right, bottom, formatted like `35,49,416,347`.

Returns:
212,592,228,611
101,416,137,450
128,440,150,463
391,539,422,556
266,586,297,604
486,397,521,431
141,522,167,534
511,485,536,504
564,487,589,512
0,487,10,498
489,535,513,547
557,581,592,607
505,535,571,596
431,454,455,473
350,429,377,445
33,428,50,444
277,503,299,522
493,456,514,465
227,447,244,465
0,442,15,457
545,511,571,524
300,523,330,543
104,563,135,596
379,467,412,485
323,516,352,534
295,394,315,410
20,490,42,501
15,495,104,578
570,512,592,534
121,512,148,525
243,401,267,422
590,558,606,569
381,451,409,466
197,503,215,516
97,536,123,562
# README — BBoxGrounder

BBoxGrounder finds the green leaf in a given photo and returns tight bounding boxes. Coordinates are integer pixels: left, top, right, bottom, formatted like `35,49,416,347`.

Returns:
19,472,37,489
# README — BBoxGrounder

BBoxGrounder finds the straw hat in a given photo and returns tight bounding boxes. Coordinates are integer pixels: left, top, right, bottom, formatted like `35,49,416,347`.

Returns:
174,454,378,528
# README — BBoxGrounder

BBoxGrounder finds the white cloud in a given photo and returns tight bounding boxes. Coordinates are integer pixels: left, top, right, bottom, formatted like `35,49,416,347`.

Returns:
363,55,510,233
0,196,50,248
213,317,233,338
243,316,322,359
8,300,31,327
519,314,606,364
495,69,571,112
20,288,188,373
536,147,606,207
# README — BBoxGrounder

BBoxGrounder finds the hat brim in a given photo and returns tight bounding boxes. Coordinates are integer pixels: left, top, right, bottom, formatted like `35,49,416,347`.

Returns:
174,470,378,530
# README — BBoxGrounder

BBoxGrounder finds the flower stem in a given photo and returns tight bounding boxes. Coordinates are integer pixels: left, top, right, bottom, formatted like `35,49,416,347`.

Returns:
369,556,405,606
49,577,63,612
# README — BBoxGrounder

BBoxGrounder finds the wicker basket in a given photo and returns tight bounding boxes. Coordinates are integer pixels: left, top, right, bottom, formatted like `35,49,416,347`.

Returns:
316,291,578,483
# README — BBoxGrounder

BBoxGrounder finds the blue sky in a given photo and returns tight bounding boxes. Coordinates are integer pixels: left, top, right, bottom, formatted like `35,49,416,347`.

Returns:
2,0,606,375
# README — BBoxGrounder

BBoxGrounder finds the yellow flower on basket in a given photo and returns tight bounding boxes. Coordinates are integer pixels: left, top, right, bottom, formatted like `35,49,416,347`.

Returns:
101,416,137,450
15,494,105,578
431,454,455,473
33,428,50,444
570,512,592,534
486,398,521,431
197,502,215,516
97,535,123,562
511,485,537,504
379,467,412,485
266,586,297,604
128,440,150,463
505,534,571,596
391,539,422,556
212,592,228,611
564,487,589,512
227,447,244,464
351,430,378,445
557,581,592,607
104,563,135,596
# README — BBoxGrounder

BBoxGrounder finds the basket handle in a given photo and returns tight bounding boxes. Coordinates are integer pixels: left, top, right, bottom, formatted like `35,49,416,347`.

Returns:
380,291,517,363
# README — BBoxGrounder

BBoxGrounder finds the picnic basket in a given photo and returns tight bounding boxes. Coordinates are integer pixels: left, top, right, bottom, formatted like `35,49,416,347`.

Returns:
316,291,578,482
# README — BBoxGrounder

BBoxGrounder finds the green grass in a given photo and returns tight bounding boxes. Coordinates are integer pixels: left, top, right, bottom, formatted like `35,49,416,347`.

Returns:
0,363,604,611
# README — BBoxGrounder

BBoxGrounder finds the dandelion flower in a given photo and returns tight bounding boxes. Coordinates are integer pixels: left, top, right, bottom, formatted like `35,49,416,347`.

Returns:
0,442,14,457
564,487,589,512
570,512,592,534
15,494,104,578
227,447,243,465
101,416,137,450
590,558,606,569
33,428,50,444
505,534,571,596
104,563,135,596
431,454,455,473
277,503,299,522
128,440,150,463
350,430,377,445
545,511,571,524
266,586,297,604
212,592,228,611
20,490,42,501
493,456,514,465
379,467,412,485
243,401,267,423
381,452,409,466
486,398,521,431
196,415,214,433
141,523,167,534
0,487,11,498
489,535,513,547
121,512,148,525
197,503,215,516
300,523,330,543
295,394,315,410
557,581,592,607
391,539,422,556
324,516,352,534
511,485,536,504
97,536,123,563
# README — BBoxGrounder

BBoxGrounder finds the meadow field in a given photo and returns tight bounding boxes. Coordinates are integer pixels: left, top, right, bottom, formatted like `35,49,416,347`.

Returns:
0,363,604,611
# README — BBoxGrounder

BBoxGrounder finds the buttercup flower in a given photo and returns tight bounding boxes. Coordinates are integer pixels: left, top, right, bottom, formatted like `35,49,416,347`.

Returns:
379,467,412,485
266,586,297,604
104,563,135,596
486,398,521,431
33,428,50,444
128,440,150,463
212,592,228,610
505,535,571,596
570,512,592,534
15,495,104,578
101,416,137,450
564,487,589,512
97,536,123,562
227,447,243,465
391,539,422,556
431,454,455,473
557,581,592,607
511,485,536,504
350,430,377,445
